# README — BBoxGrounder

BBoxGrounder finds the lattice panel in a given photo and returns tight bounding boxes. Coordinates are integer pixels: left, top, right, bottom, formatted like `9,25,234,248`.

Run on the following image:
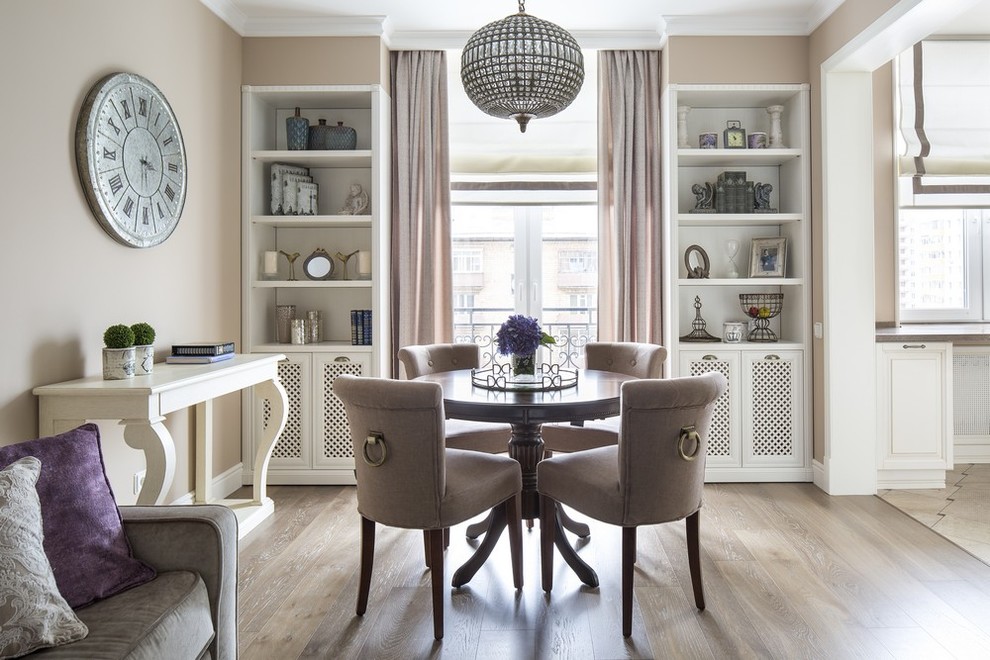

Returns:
953,352,990,435
320,360,365,460
749,359,794,457
688,358,732,458
262,361,303,460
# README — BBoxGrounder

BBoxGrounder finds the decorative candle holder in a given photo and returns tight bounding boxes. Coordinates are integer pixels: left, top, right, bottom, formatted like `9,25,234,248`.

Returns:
766,105,785,148
275,304,296,343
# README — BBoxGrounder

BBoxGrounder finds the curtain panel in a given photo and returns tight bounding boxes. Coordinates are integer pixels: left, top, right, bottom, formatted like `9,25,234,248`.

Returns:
597,50,663,344
390,51,454,374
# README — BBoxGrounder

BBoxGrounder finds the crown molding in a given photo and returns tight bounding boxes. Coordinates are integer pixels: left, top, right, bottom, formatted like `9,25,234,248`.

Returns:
661,14,812,37
240,15,389,38
387,29,664,51
199,0,247,34
807,0,848,32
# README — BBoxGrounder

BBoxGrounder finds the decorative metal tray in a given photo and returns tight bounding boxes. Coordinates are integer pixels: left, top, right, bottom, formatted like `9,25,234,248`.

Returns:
470,363,579,392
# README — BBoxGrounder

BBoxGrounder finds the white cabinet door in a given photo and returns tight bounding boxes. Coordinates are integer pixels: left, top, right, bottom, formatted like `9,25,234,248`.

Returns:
313,352,370,471
267,353,312,471
741,350,804,468
680,349,741,468
876,342,952,488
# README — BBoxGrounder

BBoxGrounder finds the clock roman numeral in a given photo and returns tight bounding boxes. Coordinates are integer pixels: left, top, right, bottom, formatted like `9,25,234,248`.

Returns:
103,147,116,161
120,99,132,120
154,112,161,127
162,136,174,147
107,116,121,136
164,184,175,202
108,174,124,195
157,202,165,219
142,205,150,225
138,97,148,117
123,197,135,217
168,162,178,173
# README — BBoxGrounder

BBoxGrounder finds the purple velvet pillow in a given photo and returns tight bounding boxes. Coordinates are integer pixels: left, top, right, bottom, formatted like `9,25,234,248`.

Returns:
0,423,155,608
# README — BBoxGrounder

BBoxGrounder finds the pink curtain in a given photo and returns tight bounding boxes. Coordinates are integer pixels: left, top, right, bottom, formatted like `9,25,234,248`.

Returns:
390,51,454,372
597,50,663,344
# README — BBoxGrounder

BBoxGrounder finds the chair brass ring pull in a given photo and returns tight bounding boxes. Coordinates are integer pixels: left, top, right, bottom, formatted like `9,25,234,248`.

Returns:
363,431,387,467
678,425,701,462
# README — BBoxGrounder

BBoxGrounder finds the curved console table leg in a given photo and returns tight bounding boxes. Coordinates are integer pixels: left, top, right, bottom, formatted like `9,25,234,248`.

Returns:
252,377,288,505
123,417,175,505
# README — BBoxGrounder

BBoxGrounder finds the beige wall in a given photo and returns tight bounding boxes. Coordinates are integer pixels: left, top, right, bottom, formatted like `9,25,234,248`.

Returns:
808,0,902,462
666,36,809,84
243,36,388,86
0,0,242,504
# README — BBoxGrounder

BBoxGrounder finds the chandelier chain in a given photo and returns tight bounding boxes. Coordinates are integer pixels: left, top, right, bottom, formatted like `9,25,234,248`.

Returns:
518,0,525,13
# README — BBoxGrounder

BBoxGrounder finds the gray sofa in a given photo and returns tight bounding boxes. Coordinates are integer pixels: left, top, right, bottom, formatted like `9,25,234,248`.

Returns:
29,505,237,659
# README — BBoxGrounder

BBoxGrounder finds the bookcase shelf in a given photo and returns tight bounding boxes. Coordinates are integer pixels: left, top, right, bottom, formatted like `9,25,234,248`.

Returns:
241,84,390,486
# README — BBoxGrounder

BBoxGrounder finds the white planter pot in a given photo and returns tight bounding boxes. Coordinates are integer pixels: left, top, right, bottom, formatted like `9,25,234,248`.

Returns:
135,345,154,375
103,347,136,380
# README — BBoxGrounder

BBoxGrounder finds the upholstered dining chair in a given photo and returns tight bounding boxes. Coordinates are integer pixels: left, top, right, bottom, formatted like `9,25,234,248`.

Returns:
334,374,523,641
537,372,727,637
541,341,667,455
398,343,510,455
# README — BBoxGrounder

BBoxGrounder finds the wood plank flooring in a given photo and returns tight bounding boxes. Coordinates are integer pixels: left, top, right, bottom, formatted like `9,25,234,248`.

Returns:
237,484,990,659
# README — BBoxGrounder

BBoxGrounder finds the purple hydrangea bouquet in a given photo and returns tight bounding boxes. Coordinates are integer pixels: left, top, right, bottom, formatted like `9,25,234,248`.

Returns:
494,314,556,376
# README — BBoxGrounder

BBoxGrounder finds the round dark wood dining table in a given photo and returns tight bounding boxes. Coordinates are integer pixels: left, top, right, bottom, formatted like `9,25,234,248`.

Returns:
414,368,634,587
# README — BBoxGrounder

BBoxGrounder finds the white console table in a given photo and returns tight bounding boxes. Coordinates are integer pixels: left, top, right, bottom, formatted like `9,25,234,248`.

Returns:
33,353,288,538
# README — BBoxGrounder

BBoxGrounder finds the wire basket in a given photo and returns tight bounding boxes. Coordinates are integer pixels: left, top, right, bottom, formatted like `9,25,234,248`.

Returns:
739,293,783,342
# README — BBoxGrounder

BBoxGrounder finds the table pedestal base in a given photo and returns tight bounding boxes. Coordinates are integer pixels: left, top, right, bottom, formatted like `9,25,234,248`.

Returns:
452,421,598,588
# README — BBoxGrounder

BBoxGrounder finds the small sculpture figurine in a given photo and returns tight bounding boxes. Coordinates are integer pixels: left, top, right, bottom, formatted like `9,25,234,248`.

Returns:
679,296,720,343
684,244,710,279
338,183,369,215
279,250,300,281
689,182,716,213
754,182,777,213
335,249,359,280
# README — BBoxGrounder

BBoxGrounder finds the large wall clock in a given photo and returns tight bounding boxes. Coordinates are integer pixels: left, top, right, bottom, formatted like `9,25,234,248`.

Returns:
75,72,187,248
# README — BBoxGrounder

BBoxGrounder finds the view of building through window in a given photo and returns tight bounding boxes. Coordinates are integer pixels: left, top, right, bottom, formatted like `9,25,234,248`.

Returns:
898,208,968,313
451,204,598,367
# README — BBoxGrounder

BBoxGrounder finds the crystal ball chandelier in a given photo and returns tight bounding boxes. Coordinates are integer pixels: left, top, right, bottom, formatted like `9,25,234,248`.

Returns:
460,0,585,133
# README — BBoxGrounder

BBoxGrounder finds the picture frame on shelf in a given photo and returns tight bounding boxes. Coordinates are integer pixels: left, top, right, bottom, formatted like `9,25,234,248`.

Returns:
749,237,787,278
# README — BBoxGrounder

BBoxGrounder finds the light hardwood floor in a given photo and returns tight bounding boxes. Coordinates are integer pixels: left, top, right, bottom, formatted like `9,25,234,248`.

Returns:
237,483,990,659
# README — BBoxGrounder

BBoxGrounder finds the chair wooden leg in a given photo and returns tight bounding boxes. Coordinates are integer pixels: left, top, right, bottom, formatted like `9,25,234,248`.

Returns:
686,511,705,611
427,529,445,640
540,495,556,593
357,516,375,615
423,530,432,568
443,527,450,549
505,495,523,589
622,526,636,637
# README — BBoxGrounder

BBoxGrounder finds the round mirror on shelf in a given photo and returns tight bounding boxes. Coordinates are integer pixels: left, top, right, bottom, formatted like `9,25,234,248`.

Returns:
303,248,335,280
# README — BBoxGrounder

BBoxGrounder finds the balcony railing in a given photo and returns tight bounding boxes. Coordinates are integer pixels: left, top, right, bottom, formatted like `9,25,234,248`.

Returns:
453,307,598,369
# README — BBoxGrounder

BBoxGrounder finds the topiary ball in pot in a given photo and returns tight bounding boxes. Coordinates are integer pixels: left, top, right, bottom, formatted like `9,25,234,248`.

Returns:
102,324,136,380
130,322,156,376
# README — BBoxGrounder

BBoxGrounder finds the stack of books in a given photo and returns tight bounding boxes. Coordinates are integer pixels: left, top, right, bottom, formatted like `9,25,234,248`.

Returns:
166,341,235,364
714,171,755,214
350,310,372,346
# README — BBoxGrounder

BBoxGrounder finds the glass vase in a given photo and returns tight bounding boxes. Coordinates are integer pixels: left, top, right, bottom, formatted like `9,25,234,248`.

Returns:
511,352,536,377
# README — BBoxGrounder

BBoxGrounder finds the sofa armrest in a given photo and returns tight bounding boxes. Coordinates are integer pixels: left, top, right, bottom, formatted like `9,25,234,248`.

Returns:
120,505,238,660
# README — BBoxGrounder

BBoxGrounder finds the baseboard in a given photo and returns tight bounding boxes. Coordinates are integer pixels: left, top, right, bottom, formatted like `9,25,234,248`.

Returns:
954,436,990,463
242,468,357,486
171,462,245,505
704,466,814,482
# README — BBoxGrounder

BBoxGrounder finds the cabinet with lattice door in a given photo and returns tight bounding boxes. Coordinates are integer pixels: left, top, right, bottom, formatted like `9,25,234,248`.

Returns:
680,348,805,481
241,84,389,486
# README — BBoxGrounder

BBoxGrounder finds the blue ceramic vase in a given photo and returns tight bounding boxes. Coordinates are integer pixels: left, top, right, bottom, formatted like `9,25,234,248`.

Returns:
285,107,309,151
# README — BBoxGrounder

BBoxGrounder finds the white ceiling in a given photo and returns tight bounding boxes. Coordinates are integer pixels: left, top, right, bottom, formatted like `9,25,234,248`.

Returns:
199,0,852,47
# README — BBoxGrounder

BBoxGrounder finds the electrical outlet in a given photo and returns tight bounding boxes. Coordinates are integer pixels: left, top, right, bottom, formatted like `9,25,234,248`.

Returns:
133,470,146,495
